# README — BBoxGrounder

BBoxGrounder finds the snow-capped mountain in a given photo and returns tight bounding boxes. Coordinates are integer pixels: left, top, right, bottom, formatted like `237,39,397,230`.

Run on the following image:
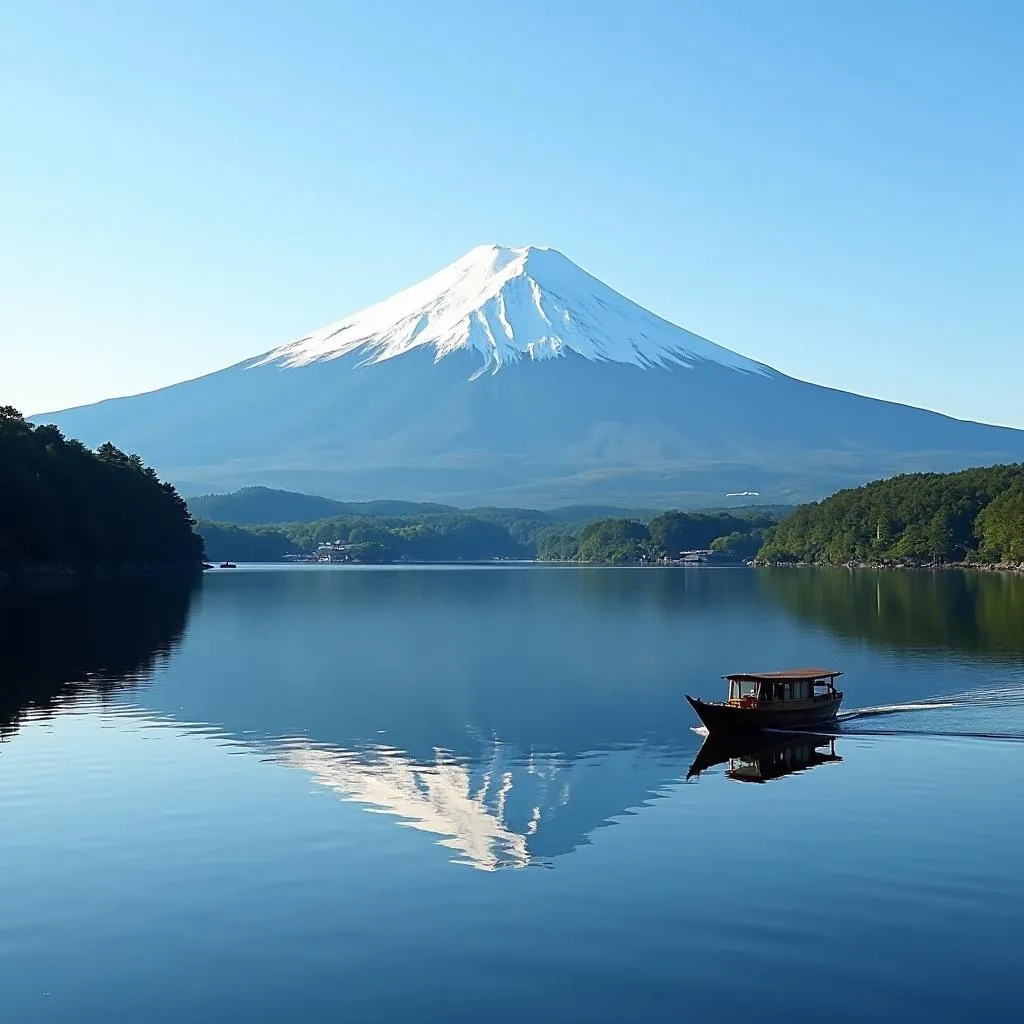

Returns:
34,244,1024,505
259,243,769,378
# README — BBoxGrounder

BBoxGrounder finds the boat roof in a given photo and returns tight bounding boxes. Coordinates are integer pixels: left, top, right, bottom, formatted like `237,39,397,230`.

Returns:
723,668,842,682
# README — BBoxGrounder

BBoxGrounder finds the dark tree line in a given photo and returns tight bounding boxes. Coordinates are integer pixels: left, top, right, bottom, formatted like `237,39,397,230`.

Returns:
195,521,299,562
759,464,1024,565
0,407,204,573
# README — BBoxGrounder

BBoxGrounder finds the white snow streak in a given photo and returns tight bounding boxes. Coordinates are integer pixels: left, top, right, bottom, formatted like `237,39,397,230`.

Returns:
256,244,772,378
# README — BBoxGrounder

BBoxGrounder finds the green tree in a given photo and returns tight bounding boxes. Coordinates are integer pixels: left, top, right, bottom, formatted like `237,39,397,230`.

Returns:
759,465,1024,565
575,519,651,563
0,412,203,572
976,485,1024,562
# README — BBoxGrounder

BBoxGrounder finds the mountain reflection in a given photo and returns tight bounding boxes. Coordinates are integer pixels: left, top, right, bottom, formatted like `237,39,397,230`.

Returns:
686,731,843,784
0,577,198,739
267,736,690,870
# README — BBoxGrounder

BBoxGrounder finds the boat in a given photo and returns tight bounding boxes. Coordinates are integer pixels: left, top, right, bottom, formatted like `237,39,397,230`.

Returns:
219,561,237,569
685,668,843,733
686,730,842,783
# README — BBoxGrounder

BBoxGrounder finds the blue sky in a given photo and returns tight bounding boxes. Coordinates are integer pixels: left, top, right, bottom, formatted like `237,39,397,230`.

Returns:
3,1,1021,425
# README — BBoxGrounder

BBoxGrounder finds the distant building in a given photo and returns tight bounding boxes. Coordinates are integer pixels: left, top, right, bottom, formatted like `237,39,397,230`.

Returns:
678,549,713,562
314,542,350,563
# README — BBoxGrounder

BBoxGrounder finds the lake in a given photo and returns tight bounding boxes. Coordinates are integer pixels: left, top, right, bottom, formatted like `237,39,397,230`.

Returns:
2,566,1023,1022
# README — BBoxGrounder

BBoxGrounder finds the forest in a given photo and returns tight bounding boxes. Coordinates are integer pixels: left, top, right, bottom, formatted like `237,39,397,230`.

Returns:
197,513,531,563
0,407,204,575
758,464,1024,565
194,503,777,565
184,484,790,565
195,522,301,562
537,510,774,564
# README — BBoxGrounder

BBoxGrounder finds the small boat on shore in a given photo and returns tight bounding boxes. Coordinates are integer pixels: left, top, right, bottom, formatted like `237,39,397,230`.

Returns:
685,668,843,734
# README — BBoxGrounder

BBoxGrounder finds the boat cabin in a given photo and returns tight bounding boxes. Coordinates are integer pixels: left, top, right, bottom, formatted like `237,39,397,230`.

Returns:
725,668,842,708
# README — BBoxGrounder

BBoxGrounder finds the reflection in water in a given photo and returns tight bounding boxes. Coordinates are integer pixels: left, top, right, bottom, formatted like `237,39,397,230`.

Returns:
275,741,534,870
5,566,1022,871
3,569,1024,1022
761,566,1024,658
267,736,689,870
687,731,843,783
0,576,198,740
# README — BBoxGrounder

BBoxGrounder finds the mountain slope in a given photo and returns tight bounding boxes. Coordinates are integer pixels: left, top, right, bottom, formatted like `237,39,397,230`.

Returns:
259,244,770,377
187,486,456,524
34,244,1024,506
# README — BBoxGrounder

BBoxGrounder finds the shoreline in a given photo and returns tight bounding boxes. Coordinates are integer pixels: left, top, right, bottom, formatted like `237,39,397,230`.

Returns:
751,559,1024,575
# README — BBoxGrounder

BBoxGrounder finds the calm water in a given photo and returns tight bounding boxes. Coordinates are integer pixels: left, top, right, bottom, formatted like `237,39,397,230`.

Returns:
2,566,1023,1022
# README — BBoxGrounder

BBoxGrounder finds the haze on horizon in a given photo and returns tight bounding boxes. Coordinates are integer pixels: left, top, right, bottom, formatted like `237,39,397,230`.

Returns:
2,2,1022,428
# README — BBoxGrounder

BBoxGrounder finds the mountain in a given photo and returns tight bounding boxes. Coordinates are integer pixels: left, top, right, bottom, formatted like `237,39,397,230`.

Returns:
187,485,457,525
185,484,685,527
34,244,1024,506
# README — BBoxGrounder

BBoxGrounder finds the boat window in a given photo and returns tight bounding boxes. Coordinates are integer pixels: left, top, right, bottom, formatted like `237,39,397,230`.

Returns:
738,681,757,699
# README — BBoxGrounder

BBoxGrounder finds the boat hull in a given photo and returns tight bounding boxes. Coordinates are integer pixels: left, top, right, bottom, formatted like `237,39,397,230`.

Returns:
685,694,842,734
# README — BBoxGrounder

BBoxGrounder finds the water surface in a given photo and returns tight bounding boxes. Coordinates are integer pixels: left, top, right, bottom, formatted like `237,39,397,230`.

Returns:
2,567,1022,1022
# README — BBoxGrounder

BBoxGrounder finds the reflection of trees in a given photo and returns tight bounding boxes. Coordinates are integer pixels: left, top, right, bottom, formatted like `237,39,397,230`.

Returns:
760,567,1024,657
0,577,198,738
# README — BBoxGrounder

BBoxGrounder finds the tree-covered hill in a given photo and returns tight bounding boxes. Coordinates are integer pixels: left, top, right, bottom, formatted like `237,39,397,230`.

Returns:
0,407,204,575
183,486,790,564
759,464,1024,565
536,511,775,564
186,486,458,525
278,513,535,562
193,503,782,565
194,521,301,562
185,485,793,531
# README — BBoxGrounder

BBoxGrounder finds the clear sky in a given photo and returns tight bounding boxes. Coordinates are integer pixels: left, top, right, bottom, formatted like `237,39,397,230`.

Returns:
2,1,1021,425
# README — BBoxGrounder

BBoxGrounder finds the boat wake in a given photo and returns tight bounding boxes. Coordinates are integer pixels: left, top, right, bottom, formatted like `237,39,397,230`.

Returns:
838,700,965,722
827,682,1024,740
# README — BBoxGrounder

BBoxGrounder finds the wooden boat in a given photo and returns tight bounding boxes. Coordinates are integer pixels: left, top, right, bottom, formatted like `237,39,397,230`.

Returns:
685,668,843,733
686,730,842,783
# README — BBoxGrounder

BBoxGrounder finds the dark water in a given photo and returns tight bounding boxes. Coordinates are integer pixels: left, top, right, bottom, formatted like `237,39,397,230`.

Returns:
2,566,1023,1022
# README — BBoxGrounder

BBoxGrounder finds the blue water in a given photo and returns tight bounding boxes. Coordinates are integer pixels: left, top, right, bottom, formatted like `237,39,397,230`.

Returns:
2,566,1023,1022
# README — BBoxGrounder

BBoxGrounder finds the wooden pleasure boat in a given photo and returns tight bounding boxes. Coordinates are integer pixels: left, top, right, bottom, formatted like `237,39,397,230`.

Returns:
685,668,843,733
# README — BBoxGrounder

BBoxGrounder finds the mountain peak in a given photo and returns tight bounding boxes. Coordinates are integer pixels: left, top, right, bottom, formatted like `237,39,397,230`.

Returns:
257,244,771,378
